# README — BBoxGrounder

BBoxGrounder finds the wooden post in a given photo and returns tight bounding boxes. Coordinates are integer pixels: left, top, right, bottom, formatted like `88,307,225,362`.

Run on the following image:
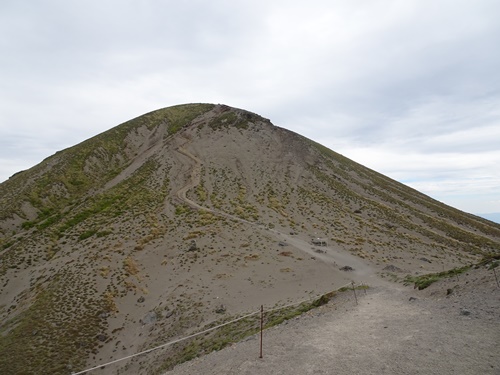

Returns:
493,267,500,288
352,282,358,305
259,305,264,359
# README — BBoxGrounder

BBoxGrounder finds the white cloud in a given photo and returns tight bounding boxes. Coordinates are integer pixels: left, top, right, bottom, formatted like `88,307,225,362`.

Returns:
0,0,499,215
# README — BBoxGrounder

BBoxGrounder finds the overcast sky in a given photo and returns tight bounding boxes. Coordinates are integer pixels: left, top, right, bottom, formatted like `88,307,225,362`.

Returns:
1,0,499,217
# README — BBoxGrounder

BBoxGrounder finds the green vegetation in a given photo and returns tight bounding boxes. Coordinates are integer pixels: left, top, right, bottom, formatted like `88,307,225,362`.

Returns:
0,103,213,224
404,255,500,290
0,270,110,375
208,111,252,130
307,135,500,256
78,229,97,240
488,260,499,270
155,288,346,373
55,159,168,237
477,253,500,269
404,266,470,290
175,204,191,216
162,103,215,135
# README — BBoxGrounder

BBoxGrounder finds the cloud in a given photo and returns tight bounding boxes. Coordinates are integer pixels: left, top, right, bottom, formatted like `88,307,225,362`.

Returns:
0,0,499,214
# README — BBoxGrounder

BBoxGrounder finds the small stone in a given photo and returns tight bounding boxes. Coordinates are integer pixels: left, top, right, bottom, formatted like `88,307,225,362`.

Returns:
339,266,354,271
460,309,471,316
137,296,145,303
383,264,403,273
140,311,158,325
97,334,107,342
215,304,226,314
188,240,197,251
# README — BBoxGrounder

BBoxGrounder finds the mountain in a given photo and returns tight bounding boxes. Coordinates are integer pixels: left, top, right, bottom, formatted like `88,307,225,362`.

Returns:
1,103,499,374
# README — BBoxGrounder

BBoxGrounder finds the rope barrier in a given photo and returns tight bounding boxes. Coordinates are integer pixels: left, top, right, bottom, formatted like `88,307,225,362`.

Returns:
72,310,259,375
73,282,359,374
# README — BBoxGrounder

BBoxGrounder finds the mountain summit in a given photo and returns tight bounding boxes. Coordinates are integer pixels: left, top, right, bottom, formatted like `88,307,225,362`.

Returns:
1,103,499,374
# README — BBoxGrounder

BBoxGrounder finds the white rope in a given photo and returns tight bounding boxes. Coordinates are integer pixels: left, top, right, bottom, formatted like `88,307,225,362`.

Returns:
72,310,259,375
73,282,360,374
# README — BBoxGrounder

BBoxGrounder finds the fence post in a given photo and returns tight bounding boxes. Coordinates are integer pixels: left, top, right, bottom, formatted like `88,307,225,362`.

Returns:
259,305,264,359
352,282,358,305
493,267,500,288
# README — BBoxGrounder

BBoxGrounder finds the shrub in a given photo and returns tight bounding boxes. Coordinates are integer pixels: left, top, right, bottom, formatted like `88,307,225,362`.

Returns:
404,265,470,290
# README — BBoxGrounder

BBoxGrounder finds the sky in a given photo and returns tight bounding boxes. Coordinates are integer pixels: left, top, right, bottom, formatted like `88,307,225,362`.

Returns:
1,0,499,218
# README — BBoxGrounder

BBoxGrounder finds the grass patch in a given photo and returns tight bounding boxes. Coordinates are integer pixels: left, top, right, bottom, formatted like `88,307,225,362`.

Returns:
404,265,470,290
123,256,139,276
476,253,500,269
155,288,351,373
0,272,109,375
78,229,97,241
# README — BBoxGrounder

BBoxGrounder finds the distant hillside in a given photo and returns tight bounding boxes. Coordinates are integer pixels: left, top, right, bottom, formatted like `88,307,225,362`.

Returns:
479,213,500,224
1,103,499,374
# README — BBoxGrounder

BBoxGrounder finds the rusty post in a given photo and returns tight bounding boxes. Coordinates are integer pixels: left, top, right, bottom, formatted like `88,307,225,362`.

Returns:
259,305,264,358
493,267,500,288
352,282,358,305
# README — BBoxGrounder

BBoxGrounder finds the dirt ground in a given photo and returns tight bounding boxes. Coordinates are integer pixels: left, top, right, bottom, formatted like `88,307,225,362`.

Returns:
166,269,500,375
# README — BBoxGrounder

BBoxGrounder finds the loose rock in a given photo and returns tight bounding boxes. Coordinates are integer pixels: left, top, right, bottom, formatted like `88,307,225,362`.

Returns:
339,266,354,272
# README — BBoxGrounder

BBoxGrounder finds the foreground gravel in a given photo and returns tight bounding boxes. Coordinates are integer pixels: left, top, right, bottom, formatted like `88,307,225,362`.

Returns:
166,274,500,375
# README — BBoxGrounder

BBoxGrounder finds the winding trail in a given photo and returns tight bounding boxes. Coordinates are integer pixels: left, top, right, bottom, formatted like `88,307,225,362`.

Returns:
175,143,205,211
166,129,499,375
174,134,381,286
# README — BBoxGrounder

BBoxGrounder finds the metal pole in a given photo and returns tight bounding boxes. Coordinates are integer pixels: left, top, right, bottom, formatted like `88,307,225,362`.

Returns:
493,267,500,288
352,282,358,305
259,305,263,359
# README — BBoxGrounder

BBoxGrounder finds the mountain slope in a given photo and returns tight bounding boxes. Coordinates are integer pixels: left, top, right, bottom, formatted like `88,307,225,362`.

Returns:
0,103,499,374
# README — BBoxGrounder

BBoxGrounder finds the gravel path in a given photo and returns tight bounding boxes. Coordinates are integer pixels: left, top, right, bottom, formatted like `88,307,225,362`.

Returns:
166,282,500,375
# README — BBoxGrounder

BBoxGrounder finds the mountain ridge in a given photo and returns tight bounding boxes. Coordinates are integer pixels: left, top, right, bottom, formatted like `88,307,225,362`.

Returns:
0,103,499,374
